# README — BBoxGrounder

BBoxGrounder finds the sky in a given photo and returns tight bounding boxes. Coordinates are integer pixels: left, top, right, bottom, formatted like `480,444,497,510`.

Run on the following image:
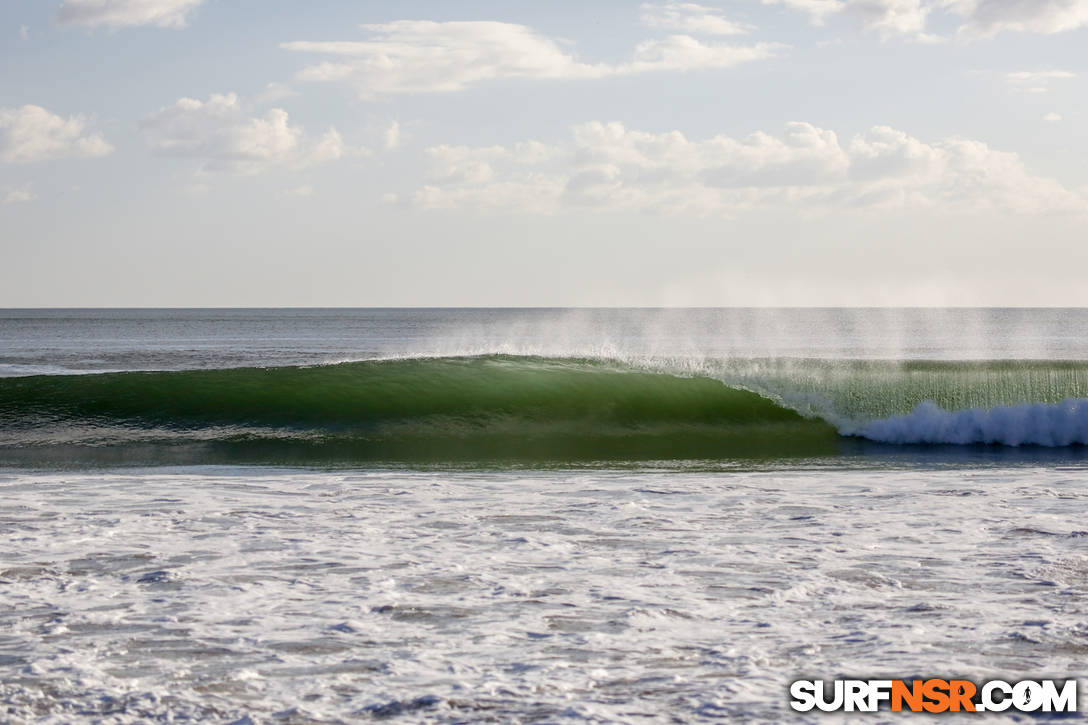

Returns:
1,0,1087,307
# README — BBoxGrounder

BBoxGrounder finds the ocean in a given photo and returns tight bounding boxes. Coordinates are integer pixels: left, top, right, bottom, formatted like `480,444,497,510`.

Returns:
2,308,1087,722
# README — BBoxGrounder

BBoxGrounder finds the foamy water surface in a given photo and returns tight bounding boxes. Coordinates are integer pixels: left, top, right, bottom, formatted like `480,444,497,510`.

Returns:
3,464,1087,722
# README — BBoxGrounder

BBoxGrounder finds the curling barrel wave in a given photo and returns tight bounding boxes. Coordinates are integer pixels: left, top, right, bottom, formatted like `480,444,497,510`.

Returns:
0,356,839,463
3,355,1088,464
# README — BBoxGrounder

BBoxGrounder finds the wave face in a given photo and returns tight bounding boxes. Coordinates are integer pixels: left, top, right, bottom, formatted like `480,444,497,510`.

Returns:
4,354,1088,465
0,356,839,464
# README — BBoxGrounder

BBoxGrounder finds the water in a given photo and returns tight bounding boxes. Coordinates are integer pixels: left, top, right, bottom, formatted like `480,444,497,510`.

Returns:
4,308,1088,375
2,308,1087,722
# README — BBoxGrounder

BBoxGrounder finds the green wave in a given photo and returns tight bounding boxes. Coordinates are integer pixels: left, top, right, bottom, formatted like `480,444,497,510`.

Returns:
5,355,1088,464
0,356,840,463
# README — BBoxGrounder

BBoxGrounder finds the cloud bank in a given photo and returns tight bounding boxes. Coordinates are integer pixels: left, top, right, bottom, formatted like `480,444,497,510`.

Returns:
411,121,1086,217
765,0,1088,39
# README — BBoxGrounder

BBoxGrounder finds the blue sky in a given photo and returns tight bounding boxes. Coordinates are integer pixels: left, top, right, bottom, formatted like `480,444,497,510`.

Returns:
1,0,1086,306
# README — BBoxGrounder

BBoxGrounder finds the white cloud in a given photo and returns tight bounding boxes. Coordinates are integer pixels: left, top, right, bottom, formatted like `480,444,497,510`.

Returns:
627,34,776,71
3,188,37,206
384,121,401,150
640,3,752,35
139,93,362,175
852,0,932,37
949,0,1088,37
764,0,935,39
253,82,298,105
768,0,1088,38
0,105,113,163
763,0,844,24
1043,112,1063,122
411,121,1086,217
56,0,205,29
1004,69,1076,93
19,25,29,40
1005,70,1076,81
282,20,775,97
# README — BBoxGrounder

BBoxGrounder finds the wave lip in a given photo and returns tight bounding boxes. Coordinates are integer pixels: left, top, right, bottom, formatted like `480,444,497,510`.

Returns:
854,398,1088,447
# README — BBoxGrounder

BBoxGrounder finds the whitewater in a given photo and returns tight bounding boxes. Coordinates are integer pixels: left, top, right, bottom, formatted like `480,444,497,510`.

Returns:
2,308,1088,722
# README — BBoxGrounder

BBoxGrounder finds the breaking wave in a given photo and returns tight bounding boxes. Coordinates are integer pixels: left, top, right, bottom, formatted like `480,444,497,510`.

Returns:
853,398,1088,446
1,355,1087,464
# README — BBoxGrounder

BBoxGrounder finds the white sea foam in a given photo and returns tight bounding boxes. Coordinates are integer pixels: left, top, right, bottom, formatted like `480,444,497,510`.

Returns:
855,398,1088,446
2,466,1088,722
